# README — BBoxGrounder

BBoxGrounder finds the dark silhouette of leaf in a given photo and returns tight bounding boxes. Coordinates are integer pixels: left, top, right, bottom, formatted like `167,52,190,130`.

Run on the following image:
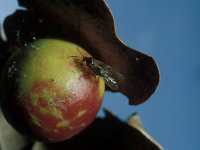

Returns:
0,37,9,71
0,109,164,150
127,113,163,150
3,0,159,105
30,110,163,150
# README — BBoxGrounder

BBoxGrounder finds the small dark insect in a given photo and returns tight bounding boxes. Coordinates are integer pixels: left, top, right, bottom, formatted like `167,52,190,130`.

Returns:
71,48,123,91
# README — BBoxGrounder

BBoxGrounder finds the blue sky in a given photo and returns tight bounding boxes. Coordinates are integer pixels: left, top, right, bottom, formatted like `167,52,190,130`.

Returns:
1,0,200,149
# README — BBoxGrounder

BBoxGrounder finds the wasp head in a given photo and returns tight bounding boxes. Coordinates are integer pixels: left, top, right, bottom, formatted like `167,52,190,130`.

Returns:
82,57,94,65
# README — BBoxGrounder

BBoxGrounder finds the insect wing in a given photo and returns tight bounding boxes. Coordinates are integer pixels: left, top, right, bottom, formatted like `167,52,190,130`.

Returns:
102,72,119,90
94,60,121,90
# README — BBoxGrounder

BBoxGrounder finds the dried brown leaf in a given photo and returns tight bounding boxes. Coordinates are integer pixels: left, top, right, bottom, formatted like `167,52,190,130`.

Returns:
3,0,159,105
